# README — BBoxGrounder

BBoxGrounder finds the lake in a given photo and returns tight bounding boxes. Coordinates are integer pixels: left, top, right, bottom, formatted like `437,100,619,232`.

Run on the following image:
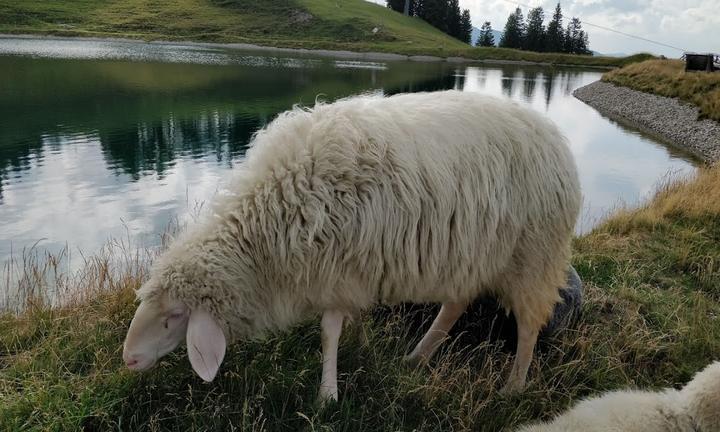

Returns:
0,37,695,292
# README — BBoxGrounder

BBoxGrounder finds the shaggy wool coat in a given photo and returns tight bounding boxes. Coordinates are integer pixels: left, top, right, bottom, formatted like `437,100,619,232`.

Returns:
516,361,720,432
139,90,582,343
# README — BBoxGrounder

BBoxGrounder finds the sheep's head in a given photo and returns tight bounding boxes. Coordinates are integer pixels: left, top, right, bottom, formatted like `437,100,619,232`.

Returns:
122,282,227,382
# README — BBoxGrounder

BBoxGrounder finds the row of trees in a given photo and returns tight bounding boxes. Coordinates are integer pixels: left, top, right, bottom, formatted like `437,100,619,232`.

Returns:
478,4,591,55
387,0,472,44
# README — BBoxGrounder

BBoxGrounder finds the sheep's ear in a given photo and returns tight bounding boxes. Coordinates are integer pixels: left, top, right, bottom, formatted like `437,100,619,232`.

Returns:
186,309,226,382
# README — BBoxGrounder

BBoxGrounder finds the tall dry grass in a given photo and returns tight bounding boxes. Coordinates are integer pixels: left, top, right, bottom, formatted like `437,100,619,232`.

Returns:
603,59,720,121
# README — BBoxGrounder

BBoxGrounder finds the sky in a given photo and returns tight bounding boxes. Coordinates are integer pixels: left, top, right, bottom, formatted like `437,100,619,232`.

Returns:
367,0,719,57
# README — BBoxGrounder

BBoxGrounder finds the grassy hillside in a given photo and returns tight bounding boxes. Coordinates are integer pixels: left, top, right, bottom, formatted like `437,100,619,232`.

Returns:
603,59,720,121
2,166,719,430
0,0,465,51
0,0,649,67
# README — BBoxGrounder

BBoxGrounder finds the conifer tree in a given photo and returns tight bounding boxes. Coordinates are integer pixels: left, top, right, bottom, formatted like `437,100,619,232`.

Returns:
476,21,495,47
418,0,448,33
387,0,417,16
459,9,472,44
446,0,462,40
524,6,545,51
545,3,564,53
578,32,590,54
499,7,525,49
387,0,404,13
388,0,476,44
564,17,591,54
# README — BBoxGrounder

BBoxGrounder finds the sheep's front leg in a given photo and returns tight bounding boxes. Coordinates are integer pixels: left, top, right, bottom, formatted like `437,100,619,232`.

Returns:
404,302,467,366
318,309,345,402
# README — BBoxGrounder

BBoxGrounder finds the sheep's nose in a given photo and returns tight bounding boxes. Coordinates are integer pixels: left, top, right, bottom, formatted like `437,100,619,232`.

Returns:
123,352,142,369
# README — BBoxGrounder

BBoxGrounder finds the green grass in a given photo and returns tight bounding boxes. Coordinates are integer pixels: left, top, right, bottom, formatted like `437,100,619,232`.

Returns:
0,0,651,68
603,59,720,121
2,166,720,430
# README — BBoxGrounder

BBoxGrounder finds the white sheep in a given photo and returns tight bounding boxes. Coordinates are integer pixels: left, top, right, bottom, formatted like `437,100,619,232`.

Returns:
516,361,720,432
122,90,582,401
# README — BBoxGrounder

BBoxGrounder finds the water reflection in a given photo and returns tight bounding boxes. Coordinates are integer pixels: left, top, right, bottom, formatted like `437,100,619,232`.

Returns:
468,64,695,227
0,53,455,182
0,38,697,271
99,112,261,179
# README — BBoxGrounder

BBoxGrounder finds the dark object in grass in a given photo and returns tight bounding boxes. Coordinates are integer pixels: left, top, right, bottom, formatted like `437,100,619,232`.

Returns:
543,265,584,337
375,265,583,352
684,53,716,72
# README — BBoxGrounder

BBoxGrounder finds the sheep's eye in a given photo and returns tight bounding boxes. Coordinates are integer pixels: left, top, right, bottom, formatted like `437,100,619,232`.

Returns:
163,311,184,330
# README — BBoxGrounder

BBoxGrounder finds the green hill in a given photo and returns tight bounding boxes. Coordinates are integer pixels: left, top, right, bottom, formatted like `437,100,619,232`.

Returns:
0,0,651,67
0,0,466,53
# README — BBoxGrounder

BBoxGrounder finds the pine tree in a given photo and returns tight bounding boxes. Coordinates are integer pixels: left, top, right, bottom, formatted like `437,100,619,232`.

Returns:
387,0,417,16
476,21,495,47
577,30,590,54
545,3,564,53
418,0,448,33
446,0,462,40
524,6,545,52
516,8,527,45
392,0,474,43
459,9,472,44
499,7,525,49
387,0,404,14
570,17,581,53
563,17,591,54
563,23,573,53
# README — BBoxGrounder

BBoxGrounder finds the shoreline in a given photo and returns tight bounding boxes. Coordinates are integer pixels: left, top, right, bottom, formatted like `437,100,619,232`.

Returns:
0,33,615,70
574,81,720,164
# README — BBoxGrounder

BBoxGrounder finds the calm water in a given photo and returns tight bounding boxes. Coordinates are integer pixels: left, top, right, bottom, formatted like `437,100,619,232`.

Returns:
0,37,696,277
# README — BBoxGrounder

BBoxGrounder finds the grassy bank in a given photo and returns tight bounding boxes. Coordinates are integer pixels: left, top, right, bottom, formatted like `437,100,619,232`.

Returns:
603,59,720,121
1,166,719,430
0,0,651,68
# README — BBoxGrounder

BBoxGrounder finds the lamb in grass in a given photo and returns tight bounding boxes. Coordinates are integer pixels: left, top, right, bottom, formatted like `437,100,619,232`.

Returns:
516,361,720,432
122,90,582,401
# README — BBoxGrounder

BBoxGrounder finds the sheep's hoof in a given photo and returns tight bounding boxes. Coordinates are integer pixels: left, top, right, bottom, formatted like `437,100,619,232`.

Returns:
402,353,427,369
499,380,525,396
316,388,339,407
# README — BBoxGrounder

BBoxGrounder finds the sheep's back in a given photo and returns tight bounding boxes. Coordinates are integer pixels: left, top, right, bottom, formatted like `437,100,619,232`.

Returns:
302,91,581,305
219,91,581,312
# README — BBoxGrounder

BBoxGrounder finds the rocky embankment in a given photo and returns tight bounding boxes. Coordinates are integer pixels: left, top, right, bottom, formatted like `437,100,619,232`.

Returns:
573,81,720,164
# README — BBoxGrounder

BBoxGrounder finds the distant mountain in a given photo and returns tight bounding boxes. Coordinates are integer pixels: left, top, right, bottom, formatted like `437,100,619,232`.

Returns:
592,51,629,57
470,26,503,47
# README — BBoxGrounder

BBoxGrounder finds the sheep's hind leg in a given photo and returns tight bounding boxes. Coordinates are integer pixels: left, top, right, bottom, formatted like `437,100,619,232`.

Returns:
318,310,345,403
404,302,467,367
502,303,545,394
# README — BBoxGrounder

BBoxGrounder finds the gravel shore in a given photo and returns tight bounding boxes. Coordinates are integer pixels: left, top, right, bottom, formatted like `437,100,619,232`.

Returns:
573,81,720,164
